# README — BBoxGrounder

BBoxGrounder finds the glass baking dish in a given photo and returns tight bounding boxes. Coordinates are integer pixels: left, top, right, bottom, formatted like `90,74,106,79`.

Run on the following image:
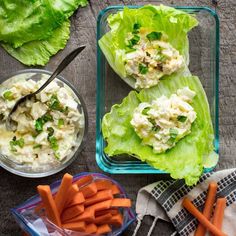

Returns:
96,5,219,174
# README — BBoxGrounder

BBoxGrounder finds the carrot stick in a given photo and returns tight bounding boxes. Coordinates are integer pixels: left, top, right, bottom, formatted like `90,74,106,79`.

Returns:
107,213,123,227
67,192,85,208
210,198,227,236
85,223,98,234
87,199,112,212
84,190,113,206
111,184,121,195
61,204,85,222
37,185,61,227
75,175,93,187
182,198,227,236
80,182,97,198
95,209,119,217
62,221,86,232
95,179,113,191
55,173,73,215
63,208,95,223
96,224,112,235
93,213,113,225
195,182,218,236
66,184,79,204
111,198,132,208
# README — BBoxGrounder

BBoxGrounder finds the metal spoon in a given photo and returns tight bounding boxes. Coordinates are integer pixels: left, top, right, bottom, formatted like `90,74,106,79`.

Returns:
6,45,86,131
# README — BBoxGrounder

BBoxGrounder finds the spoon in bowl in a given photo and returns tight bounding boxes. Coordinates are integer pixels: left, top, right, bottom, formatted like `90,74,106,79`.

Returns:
6,45,86,131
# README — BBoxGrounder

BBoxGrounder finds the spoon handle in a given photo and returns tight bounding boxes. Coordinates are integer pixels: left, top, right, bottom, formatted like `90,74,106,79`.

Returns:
36,46,86,94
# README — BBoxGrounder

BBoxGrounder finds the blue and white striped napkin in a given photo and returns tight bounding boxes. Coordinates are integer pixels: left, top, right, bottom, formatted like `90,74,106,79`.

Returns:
133,169,236,236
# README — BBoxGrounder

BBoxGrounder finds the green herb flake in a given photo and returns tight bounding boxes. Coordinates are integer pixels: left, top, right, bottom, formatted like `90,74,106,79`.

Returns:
35,114,53,133
177,115,187,122
142,107,151,115
128,35,140,48
133,23,141,34
3,91,14,101
54,152,60,160
169,128,178,139
146,31,162,41
48,136,59,151
47,127,54,137
9,137,25,152
33,144,42,149
148,118,156,126
48,95,64,112
58,118,64,128
152,125,161,132
139,63,148,74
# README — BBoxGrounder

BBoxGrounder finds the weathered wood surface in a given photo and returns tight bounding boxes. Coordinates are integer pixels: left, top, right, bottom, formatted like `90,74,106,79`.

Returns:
0,0,235,235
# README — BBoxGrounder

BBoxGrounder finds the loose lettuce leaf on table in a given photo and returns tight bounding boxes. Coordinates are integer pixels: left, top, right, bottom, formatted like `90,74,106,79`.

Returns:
2,21,70,66
0,0,87,48
102,74,215,186
98,5,198,89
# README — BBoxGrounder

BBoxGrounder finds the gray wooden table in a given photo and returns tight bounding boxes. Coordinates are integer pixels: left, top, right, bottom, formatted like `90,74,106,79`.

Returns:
0,0,235,235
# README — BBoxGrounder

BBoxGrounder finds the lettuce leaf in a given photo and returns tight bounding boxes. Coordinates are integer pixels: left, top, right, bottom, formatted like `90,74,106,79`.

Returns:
2,20,70,66
102,73,215,185
98,5,198,89
0,0,88,48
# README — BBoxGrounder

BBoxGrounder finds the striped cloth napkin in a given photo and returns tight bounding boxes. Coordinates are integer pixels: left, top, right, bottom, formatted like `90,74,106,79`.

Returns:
132,168,236,236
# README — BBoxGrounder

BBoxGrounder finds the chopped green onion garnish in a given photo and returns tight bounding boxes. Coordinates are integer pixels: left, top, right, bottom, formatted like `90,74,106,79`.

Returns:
128,35,140,48
133,23,141,33
48,136,59,151
54,152,60,160
169,128,178,139
47,127,54,137
152,125,161,132
177,115,187,123
146,31,162,41
48,95,64,112
33,144,42,149
10,137,24,152
148,118,156,126
35,114,53,133
58,118,64,128
3,91,14,101
142,107,151,115
139,63,148,74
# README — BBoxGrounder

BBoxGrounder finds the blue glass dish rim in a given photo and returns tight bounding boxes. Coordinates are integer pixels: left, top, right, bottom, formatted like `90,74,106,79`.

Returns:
96,5,220,174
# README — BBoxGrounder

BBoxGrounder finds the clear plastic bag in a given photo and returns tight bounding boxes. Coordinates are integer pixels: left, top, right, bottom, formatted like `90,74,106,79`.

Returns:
11,172,136,236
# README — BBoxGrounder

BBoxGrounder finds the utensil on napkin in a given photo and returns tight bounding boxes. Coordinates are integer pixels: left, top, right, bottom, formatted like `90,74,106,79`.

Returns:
133,169,236,236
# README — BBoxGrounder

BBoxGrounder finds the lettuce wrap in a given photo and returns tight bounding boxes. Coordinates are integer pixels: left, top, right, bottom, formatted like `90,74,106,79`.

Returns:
98,5,198,89
102,73,216,185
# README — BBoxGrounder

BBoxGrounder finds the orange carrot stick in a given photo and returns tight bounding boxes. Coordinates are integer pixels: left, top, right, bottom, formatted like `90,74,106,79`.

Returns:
37,185,61,227
66,184,79,204
85,223,98,234
62,221,86,232
84,190,113,206
75,175,93,188
95,179,113,191
111,184,121,195
195,182,218,236
95,209,119,217
107,213,123,227
96,224,112,235
63,208,95,223
182,198,227,236
93,213,113,225
67,192,85,208
210,198,227,236
54,173,73,215
87,200,112,212
111,198,132,208
61,204,85,222
80,182,97,198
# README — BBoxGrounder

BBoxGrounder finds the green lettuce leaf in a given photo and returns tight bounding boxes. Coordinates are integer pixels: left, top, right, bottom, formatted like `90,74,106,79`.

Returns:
98,5,198,89
0,0,88,48
102,73,215,185
2,20,70,66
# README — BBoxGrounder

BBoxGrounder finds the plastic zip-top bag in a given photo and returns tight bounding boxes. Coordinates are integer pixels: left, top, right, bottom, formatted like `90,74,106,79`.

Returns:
11,172,136,236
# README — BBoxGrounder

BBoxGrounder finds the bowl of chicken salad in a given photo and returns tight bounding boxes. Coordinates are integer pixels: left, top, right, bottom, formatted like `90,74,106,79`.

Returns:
0,69,88,177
